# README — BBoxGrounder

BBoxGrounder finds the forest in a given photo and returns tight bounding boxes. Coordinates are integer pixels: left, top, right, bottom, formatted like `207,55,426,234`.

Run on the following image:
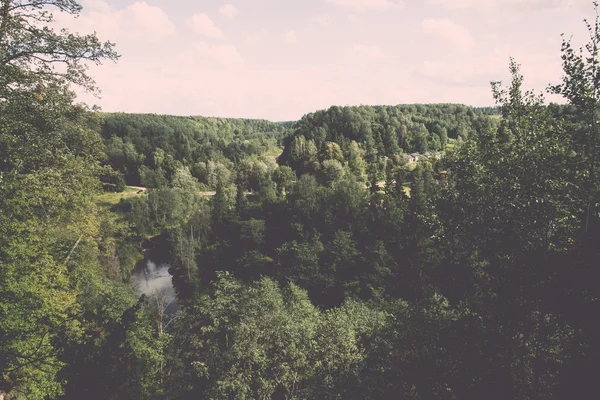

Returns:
1,0,600,399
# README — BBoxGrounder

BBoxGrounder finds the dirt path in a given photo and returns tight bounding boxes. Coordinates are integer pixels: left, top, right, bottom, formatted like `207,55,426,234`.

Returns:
127,187,250,198
128,186,147,193
129,186,217,196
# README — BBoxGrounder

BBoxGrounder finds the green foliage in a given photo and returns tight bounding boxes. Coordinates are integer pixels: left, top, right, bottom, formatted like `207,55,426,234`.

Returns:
272,165,296,196
0,0,118,95
549,1,600,234
167,274,382,399
279,104,495,178
152,10,600,397
5,2,600,398
98,113,290,187
0,1,126,397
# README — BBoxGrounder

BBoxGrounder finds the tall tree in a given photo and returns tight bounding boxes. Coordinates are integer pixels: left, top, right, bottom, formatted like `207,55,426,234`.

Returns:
435,60,578,398
548,3,600,395
549,0,600,234
0,1,118,398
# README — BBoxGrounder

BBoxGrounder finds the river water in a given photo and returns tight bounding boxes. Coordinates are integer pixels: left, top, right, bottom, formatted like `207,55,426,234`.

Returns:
132,238,178,315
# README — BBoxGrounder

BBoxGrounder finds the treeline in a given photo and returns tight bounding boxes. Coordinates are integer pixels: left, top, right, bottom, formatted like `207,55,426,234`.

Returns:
98,113,291,189
473,105,501,115
278,104,497,180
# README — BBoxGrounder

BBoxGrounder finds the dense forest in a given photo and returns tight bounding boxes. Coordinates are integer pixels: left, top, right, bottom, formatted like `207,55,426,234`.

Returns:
2,1,600,399
99,113,291,189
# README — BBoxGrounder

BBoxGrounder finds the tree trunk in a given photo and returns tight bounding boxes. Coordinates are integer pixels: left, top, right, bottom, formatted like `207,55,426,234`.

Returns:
0,0,12,46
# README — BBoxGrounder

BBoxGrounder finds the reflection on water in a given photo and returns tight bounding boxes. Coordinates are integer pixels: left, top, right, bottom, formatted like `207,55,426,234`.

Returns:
133,258,178,315
134,259,171,295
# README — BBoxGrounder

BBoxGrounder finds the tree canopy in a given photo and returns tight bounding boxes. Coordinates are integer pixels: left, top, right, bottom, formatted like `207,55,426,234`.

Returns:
4,0,600,399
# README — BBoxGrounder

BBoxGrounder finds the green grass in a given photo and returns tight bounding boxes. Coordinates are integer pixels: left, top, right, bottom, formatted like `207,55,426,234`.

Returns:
95,187,143,208
265,147,284,158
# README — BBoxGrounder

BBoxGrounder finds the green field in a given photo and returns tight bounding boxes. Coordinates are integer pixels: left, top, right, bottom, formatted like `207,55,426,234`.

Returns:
95,187,144,208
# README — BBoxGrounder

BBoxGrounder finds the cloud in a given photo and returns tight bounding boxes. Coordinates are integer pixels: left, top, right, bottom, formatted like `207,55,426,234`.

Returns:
66,0,574,122
345,44,386,59
219,4,239,18
422,18,476,50
283,30,298,44
426,0,586,12
78,62,415,121
347,14,364,27
193,43,246,69
418,60,497,86
57,1,175,43
82,0,111,13
125,2,176,39
311,15,333,28
417,47,562,92
326,0,404,10
243,28,268,45
186,13,223,38
426,0,481,8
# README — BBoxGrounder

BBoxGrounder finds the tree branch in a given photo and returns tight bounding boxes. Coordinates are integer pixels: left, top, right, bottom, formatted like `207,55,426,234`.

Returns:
63,235,81,265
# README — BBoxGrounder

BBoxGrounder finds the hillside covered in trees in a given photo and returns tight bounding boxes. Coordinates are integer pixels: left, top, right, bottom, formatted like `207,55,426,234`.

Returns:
96,105,497,194
98,113,291,189
2,1,600,400
278,104,496,182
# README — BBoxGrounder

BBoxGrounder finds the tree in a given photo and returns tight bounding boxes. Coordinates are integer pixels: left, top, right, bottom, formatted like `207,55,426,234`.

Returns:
211,178,231,227
549,1,600,233
434,60,578,398
382,125,400,156
0,0,118,95
409,123,429,153
323,141,344,162
272,165,296,196
347,140,367,181
357,295,459,399
324,230,360,302
167,274,373,399
171,166,199,192
0,1,118,397
547,4,600,395
320,159,345,186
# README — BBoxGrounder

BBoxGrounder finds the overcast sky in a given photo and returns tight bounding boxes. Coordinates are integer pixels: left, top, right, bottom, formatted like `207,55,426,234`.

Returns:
57,0,595,121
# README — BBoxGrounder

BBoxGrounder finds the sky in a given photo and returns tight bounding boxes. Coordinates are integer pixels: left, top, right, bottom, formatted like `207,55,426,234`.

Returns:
55,0,595,121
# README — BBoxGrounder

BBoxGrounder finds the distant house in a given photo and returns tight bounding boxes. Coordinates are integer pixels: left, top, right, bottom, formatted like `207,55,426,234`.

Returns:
409,152,441,163
409,153,421,163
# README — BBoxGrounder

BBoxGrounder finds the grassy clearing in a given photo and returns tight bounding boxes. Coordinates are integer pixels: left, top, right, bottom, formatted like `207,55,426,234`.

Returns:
265,147,284,158
264,147,283,166
95,187,144,208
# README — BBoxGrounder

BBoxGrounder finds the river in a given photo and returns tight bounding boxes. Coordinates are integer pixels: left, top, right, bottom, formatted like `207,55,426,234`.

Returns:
132,236,178,315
